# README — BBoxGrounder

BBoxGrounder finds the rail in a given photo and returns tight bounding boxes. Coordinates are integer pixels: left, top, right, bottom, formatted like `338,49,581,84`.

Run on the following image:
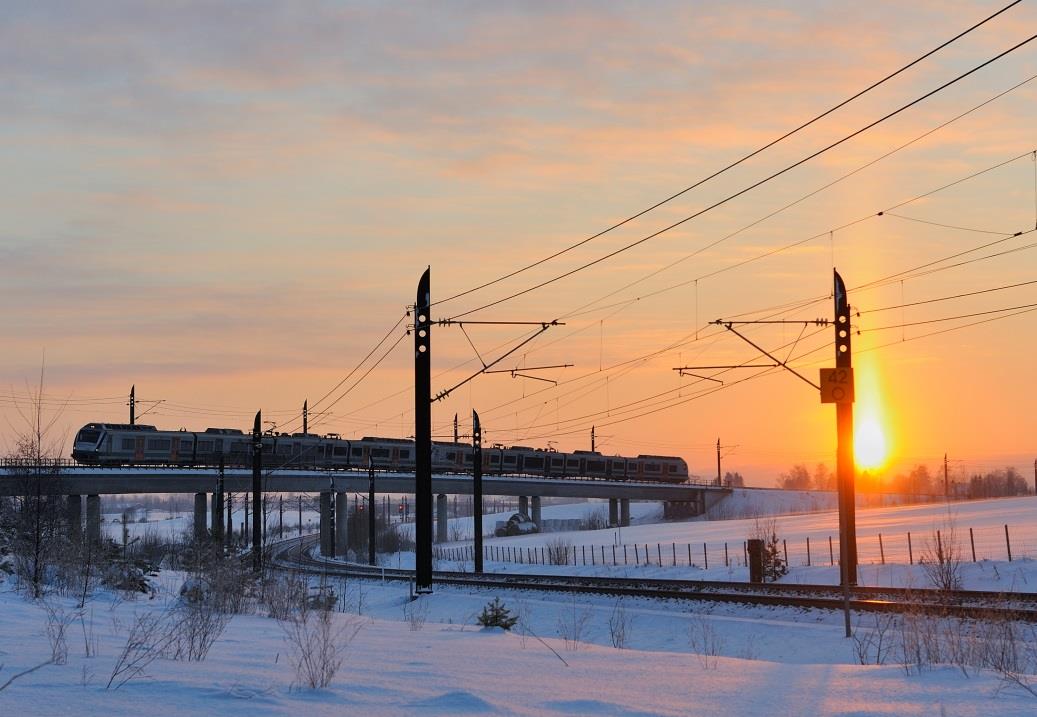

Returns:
267,536,1037,622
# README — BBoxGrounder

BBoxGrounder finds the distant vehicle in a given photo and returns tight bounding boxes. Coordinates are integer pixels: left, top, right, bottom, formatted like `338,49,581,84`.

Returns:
70,423,690,484
495,513,539,537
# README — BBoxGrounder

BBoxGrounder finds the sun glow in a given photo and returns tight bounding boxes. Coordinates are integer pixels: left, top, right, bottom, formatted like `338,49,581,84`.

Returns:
855,415,888,470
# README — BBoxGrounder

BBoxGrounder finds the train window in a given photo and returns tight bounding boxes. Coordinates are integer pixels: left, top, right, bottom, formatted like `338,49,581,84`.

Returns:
551,458,563,467
398,450,410,459
645,463,660,472
77,430,101,443
524,457,543,469
146,438,171,451
371,448,390,459
587,460,605,472
489,454,500,464
180,441,193,452
121,438,136,450
445,452,456,461
352,447,363,457
503,455,516,464
333,446,349,457
197,440,212,452
464,454,474,463
277,444,291,455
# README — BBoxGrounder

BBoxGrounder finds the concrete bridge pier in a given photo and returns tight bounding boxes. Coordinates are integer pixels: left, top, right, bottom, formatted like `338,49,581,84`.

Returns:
608,498,619,527
193,493,208,541
436,493,448,543
518,495,529,516
319,492,333,556
335,492,348,557
66,495,82,541
86,494,101,543
620,498,630,527
531,496,542,528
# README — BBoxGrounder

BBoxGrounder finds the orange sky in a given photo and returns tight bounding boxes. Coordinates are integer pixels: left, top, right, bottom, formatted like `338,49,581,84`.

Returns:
2,1,1035,485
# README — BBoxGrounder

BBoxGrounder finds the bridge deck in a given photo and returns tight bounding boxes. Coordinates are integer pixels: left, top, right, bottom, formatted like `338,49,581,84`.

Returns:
0,466,728,500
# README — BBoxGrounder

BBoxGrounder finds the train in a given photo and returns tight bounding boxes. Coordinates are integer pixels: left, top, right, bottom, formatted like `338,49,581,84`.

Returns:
71,422,690,484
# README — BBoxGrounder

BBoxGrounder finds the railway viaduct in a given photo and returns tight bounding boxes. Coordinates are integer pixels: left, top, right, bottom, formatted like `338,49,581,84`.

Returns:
0,465,730,556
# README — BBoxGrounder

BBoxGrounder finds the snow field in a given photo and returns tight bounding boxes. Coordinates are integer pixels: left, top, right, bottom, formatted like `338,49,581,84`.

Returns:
2,570,1036,716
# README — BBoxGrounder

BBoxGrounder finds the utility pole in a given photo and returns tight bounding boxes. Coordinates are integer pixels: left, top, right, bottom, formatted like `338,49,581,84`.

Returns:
833,270,858,587
944,453,950,499
414,268,432,593
214,456,225,544
591,425,596,452
129,385,135,426
473,410,484,574
303,399,308,437
716,438,722,487
368,457,376,566
453,413,459,444
251,411,263,572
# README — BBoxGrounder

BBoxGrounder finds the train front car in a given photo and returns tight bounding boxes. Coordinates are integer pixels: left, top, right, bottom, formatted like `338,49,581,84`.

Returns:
71,423,106,463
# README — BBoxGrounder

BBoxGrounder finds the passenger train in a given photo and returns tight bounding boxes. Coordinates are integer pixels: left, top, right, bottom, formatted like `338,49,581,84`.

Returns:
71,423,690,484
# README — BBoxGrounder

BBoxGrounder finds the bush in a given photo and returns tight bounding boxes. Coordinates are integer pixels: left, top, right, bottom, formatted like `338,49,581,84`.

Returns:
280,604,361,689
476,597,517,630
546,538,572,566
919,519,962,592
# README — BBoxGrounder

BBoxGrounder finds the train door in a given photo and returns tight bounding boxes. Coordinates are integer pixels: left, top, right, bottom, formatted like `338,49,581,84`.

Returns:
134,436,145,461
171,436,180,463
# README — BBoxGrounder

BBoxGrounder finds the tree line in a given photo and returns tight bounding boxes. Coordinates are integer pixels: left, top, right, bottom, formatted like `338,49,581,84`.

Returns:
775,462,1030,498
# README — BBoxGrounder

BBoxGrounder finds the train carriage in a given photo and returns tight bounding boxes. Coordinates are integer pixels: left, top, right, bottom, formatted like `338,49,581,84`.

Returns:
71,422,690,484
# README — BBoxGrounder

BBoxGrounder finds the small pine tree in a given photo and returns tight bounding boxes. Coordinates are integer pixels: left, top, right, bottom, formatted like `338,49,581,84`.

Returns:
763,528,788,581
476,597,518,630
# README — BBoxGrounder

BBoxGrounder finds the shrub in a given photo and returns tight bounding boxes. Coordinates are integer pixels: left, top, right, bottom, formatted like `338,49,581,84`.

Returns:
476,598,517,630
546,538,572,566
280,605,361,689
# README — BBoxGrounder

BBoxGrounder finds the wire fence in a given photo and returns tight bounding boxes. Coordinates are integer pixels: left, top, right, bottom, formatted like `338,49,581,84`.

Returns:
435,523,1033,568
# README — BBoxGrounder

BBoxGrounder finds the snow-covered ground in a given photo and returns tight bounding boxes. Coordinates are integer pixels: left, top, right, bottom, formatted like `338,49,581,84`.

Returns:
3,492,1037,715
2,566,1036,716
442,495,1037,588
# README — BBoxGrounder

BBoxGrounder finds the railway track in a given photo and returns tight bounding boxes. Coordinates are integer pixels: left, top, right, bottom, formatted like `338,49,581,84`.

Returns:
268,536,1037,621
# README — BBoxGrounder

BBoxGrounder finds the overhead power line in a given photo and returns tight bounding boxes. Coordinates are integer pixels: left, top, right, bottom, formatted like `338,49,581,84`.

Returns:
448,32,1037,320
862,301,1037,332
860,279,1037,314
432,1,1023,310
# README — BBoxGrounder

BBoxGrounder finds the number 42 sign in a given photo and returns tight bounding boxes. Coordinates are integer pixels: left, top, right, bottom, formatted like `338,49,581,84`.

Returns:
819,367,854,404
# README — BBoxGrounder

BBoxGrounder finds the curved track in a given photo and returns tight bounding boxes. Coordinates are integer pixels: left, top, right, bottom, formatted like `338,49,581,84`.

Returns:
268,536,1037,621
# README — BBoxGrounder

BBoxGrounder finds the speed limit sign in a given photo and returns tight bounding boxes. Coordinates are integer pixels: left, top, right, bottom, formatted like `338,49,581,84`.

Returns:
819,367,854,404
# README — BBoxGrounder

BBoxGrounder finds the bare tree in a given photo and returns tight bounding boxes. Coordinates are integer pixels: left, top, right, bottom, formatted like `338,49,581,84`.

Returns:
6,361,69,599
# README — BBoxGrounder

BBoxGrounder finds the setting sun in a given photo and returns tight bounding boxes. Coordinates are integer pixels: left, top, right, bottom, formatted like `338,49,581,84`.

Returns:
855,415,889,471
